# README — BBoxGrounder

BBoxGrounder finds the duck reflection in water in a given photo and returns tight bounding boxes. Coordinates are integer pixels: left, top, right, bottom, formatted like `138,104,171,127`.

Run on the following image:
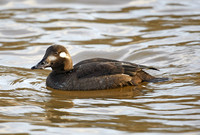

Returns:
42,86,145,123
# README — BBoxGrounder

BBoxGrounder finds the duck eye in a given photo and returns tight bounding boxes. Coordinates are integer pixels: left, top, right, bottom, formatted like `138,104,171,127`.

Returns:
54,52,58,55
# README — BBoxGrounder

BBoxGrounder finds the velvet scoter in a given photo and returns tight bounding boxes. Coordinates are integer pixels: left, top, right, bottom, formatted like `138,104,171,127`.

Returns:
31,45,167,90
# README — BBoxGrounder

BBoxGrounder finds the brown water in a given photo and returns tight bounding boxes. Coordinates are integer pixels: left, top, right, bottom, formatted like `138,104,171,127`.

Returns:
0,0,200,134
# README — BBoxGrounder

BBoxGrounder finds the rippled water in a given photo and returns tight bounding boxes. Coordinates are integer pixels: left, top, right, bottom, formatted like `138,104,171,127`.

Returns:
0,0,200,134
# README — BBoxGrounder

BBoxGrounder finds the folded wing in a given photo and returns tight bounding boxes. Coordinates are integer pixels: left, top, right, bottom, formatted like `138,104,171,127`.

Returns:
74,58,158,79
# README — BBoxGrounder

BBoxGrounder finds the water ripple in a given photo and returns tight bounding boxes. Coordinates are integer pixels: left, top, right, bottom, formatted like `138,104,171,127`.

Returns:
0,0,200,134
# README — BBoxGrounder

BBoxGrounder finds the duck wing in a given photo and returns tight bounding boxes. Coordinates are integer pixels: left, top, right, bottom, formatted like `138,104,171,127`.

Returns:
74,58,118,67
74,58,158,78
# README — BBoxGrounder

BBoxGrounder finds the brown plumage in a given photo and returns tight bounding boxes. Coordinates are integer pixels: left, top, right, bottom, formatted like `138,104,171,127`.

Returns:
31,45,167,90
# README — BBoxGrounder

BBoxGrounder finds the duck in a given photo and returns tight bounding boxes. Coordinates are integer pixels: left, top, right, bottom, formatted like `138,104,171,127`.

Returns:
31,45,167,90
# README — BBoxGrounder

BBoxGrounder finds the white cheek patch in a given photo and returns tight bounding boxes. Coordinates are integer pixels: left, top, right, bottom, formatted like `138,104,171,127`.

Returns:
59,52,68,58
48,55,57,61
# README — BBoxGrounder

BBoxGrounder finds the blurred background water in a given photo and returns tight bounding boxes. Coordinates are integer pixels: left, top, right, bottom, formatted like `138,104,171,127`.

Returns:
0,0,200,134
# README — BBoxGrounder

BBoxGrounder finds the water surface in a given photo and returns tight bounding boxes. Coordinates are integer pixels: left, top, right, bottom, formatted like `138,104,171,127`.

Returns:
0,0,200,134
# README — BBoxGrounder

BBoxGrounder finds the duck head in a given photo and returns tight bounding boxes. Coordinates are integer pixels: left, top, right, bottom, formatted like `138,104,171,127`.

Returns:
31,45,73,72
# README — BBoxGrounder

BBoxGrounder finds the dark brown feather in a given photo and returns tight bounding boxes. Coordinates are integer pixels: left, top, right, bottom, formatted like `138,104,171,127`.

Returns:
74,58,158,79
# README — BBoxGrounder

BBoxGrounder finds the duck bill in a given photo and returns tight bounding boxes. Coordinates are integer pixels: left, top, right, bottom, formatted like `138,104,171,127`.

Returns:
31,58,51,70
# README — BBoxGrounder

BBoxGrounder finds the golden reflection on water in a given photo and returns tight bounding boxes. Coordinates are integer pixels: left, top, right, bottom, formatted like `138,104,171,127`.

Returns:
49,86,144,99
0,0,200,134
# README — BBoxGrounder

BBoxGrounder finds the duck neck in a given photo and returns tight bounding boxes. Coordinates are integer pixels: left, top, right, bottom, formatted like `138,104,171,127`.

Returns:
52,58,73,73
64,58,73,71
